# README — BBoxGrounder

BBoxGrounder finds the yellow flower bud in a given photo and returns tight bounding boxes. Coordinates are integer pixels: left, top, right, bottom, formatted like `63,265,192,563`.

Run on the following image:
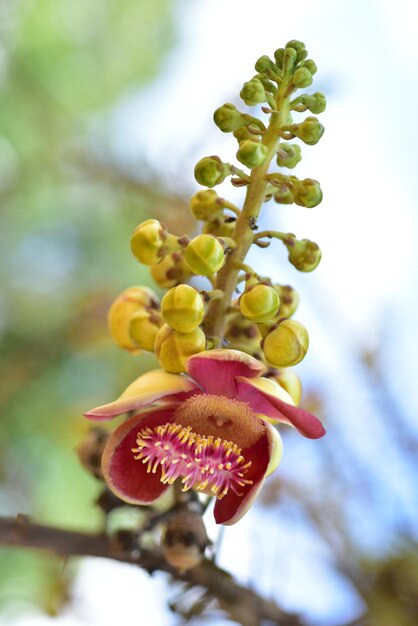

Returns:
236,139,268,169
184,234,225,276
203,216,236,238
161,285,205,333
269,368,302,406
150,252,192,289
130,219,170,265
108,286,159,351
262,319,309,367
129,309,163,352
274,284,299,317
155,324,206,373
239,284,280,323
189,190,223,221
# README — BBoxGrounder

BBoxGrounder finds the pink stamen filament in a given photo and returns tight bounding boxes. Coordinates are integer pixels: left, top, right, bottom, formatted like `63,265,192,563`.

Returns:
132,423,253,499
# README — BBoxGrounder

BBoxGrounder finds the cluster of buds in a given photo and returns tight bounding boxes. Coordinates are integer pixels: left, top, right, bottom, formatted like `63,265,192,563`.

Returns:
82,41,328,557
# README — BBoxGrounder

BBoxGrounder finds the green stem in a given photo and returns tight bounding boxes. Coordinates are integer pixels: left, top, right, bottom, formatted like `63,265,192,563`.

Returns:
204,88,291,344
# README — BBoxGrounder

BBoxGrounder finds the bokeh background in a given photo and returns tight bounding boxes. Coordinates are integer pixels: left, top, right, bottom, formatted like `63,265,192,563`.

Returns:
1,1,417,625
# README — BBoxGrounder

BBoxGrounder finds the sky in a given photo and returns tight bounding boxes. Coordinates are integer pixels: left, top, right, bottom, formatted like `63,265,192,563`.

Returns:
5,0,418,624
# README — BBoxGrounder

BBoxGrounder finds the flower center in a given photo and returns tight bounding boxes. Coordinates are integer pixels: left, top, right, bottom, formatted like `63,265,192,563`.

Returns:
172,394,263,448
132,422,253,500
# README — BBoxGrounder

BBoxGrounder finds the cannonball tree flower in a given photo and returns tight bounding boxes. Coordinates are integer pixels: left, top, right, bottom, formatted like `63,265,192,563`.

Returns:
84,349,325,525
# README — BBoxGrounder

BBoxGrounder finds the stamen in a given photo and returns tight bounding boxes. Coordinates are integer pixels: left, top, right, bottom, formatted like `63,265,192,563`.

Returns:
132,423,253,500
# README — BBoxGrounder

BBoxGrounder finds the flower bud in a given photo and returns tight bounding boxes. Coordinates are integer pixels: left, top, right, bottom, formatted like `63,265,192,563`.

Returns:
274,48,285,68
236,139,268,168
162,510,208,573
274,284,299,317
194,156,229,188
225,310,262,349
155,324,206,373
286,39,306,52
287,117,324,146
239,284,280,323
303,59,317,75
254,55,276,74
189,189,223,221
129,309,163,352
306,92,326,114
269,369,302,405
240,78,266,106
274,186,294,204
262,319,309,367
214,103,246,133
161,284,205,333
233,126,255,143
108,286,159,351
76,428,109,480
203,216,236,238
292,67,313,89
292,178,323,208
286,237,322,272
150,252,192,288
276,143,302,169
130,219,168,265
184,234,225,276
283,47,297,76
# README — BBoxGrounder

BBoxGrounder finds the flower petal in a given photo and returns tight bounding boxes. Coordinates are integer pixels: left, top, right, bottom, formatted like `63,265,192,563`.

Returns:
236,376,326,439
84,369,199,420
187,349,266,397
214,423,278,525
102,407,176,504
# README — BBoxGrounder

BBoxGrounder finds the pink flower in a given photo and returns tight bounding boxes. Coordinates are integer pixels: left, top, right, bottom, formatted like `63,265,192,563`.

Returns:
84,349,325,525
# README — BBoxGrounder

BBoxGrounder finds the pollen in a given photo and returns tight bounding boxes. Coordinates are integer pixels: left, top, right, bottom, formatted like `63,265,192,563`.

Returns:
132,422,253,500
173,393,264,448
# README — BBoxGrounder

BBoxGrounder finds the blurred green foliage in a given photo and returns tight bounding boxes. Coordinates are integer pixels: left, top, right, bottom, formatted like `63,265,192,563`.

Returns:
0,0,177,614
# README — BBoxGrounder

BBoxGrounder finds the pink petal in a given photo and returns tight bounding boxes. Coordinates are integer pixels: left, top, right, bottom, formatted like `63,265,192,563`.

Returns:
187,349,266,398
84,369,199,420
102,407,176,504
214,425,272,525
236,377,326,439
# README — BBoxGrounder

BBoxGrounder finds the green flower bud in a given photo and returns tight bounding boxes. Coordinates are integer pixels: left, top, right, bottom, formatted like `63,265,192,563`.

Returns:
240,78,266,106
189,189,223,221
274,48,285,68
203,216,236,238
274,284,299,317
155,324,206,373
108,286,159,352
233,126,255,142
291,93,326,114
286,116,324,146
130,219,169,265
239,284,280,323
276,143,302,169
184,234,225,276
283,47,297,76
286,237,322,272
292,178,323,208
303,59,317,75
214,103,246,133
161,284,205,333
150,252,192,289
274,186,294,204
296,48,308,64
194,156,229,188
262,319,309,367
286,39,305,52
254,55,276,74
307,92,326,114
237,139,268,168
292,67,313,89
129,309,163,352
269,368,302,405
